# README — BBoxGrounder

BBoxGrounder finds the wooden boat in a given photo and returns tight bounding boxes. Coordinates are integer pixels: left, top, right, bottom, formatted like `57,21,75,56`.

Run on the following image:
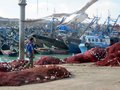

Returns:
1,44,18,57
51,49,69,54
36,48,52,55
32,34,81,54
32,34,69,50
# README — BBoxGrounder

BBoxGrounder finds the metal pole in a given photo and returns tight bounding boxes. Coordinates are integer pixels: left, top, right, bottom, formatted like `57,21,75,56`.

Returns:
18,0,27,59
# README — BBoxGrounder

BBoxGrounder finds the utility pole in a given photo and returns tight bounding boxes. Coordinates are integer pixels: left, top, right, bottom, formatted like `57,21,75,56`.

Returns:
18,0,27,59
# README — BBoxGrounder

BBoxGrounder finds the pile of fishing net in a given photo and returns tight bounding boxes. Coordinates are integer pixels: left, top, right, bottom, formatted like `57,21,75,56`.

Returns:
0,62,11,72
0,60,28,72
34,56,63,65
64,47,106,63
0,56,63,72
0,65,71,86
95,42,120,66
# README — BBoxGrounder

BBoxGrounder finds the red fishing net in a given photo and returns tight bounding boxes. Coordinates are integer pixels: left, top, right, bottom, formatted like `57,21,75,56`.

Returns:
0,62,11,72
64,54,82,63
106,42,120,54
0,60,29,72
10,60,29,71
95,42,120,66
64,47,106,63
0,65,70,86
34,56,63,65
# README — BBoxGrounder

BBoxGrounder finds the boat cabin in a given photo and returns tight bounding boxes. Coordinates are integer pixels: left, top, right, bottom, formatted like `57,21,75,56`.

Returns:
83,35,110,48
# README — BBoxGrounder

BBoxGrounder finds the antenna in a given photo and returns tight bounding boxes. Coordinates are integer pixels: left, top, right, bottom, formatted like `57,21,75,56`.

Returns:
47,0,48,11
96,8,98,17
37,0,39,16
54,8,56,14
108,10,111,17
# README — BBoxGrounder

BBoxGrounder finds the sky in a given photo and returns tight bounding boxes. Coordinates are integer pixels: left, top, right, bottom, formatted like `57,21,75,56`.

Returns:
0,0,120,24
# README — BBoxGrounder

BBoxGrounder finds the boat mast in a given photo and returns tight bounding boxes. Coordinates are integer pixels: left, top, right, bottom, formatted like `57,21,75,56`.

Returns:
18,0,27,59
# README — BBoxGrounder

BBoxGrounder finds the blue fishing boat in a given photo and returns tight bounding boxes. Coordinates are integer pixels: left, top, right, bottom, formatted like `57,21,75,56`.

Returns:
79,35,110,53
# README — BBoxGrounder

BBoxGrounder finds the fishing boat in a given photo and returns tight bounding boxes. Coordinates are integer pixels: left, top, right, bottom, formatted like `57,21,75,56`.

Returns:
1,44,18,57
35,48,52,55
32,34,81,54
51,49,69,54
79,35,110,53
32,34,69,50
78,16,111,53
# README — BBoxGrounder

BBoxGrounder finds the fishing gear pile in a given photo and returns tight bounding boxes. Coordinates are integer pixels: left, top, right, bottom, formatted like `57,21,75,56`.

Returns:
34,56,63,65
0,65,70,86
64,47,106,63
95,42,120,66
0,59,70,86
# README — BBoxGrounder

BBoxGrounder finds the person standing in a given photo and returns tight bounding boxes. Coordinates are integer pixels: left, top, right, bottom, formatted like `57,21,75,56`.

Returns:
25,37,35,68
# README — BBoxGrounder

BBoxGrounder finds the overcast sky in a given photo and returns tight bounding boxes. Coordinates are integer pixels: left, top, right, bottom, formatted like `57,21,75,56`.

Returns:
0,0,120,23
